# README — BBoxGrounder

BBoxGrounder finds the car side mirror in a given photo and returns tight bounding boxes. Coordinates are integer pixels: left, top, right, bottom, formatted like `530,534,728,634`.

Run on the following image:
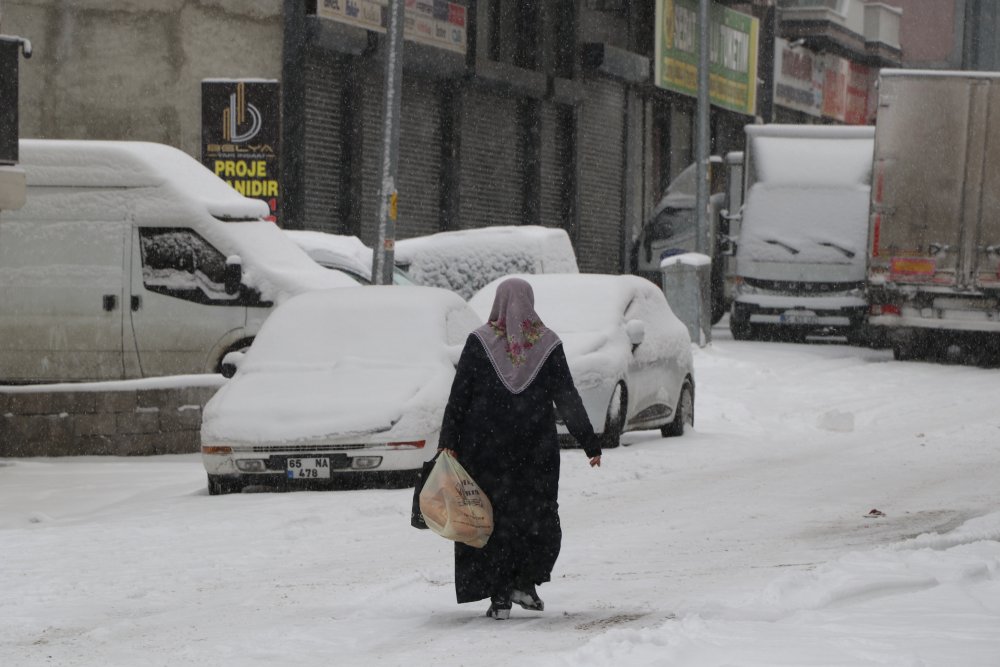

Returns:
625,319,645,350
220,349,246,379
225,255,243,295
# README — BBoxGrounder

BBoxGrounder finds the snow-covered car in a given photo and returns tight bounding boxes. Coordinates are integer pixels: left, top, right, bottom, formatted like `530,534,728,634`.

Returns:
394,225,579,299
469,274,694,448
200,286,480,494
285,230,415,285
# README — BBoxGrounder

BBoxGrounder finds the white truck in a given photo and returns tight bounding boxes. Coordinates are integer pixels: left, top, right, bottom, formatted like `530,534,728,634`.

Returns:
728,124,874,342
867,70,1000,361
632,156,732,324
0,140,357,383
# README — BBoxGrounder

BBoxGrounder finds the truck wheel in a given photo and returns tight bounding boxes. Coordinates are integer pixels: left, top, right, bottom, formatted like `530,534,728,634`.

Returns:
892,330,928,361
730,312,755,340
207,474,244,496
600,383,627,449
662,381,694,437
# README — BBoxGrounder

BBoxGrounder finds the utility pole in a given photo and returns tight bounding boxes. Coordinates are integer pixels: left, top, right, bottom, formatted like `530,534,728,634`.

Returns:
695,0,710,258
695,0,712,345
372,0,404,286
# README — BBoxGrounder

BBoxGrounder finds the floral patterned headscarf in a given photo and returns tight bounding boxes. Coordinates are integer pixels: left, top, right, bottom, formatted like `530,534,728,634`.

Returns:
472,277,561,394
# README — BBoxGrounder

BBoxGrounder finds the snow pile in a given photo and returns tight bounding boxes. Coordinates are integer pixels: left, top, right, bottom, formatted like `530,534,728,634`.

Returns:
558,512,1000,667
202,286,480,445
395,226,579,299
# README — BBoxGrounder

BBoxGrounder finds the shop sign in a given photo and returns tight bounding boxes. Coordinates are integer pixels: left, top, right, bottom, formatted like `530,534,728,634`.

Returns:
655,0,759,116
819,53,849,122
317,0,467,55
201,79,281,223
845,61,875,125
773,37,821,117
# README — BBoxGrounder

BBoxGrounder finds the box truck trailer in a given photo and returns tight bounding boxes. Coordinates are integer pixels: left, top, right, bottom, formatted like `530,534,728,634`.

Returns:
867,70,1000,361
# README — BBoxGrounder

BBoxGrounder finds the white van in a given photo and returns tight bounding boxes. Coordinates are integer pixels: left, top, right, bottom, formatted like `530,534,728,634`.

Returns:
0,140,357,382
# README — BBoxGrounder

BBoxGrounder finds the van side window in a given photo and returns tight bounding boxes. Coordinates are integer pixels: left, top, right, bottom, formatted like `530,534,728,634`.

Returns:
139,228,238,305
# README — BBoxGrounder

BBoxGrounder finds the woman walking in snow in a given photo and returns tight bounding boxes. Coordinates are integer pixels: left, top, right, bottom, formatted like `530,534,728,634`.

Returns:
438,277,602,620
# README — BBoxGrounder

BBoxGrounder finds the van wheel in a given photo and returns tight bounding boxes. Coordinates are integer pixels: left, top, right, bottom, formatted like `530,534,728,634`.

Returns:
207,474,243,496
600,383,627,449
662,381,694,438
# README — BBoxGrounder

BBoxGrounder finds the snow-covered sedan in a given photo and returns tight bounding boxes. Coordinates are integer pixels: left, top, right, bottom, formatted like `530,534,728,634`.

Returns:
470,274,694,448
201,286,480,494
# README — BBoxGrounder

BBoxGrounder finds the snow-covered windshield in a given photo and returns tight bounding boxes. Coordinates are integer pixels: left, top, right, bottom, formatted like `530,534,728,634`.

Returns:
738,184,871,265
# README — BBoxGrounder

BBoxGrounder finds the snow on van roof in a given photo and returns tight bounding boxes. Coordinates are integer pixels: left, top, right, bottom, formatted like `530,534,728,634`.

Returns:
18,139,269,220
394,225,579,299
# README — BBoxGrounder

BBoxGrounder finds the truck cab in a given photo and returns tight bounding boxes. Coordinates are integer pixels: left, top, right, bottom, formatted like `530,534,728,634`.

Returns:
728,125,874,343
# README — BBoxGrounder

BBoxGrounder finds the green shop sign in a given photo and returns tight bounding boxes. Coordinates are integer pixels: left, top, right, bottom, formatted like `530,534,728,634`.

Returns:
655,0,759,116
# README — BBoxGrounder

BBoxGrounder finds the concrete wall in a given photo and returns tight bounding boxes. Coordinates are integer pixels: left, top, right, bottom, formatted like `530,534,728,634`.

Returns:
0,383,222,456
3,0,283,158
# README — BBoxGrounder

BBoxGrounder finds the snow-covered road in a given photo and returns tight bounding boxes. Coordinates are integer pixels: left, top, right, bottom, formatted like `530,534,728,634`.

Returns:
3,331,999,666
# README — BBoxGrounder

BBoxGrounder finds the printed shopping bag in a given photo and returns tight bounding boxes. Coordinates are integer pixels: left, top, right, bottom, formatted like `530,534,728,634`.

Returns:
418,450,493,548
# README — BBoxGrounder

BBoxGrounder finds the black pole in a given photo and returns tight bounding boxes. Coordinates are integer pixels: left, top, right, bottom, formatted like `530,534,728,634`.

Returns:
280,0,307,229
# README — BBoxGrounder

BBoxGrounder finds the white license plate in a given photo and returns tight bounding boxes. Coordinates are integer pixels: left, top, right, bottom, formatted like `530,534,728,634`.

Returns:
780,310,818,325
286,457,331,479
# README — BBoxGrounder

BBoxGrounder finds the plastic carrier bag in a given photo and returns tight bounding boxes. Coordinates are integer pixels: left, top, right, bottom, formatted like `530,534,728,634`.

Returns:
418,451,493,548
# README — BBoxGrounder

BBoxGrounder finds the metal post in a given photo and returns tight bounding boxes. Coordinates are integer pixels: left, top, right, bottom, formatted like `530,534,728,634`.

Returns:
372,0,404,286
695,0,712,345
695,0,710,256
280,0,306,229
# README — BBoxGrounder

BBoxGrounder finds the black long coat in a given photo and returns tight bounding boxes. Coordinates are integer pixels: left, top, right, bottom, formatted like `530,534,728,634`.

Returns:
438,334,601,603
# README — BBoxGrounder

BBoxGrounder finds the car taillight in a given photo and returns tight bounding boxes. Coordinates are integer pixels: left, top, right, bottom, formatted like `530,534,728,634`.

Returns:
202,445,233,455
870,304,901,316
387,440,425,449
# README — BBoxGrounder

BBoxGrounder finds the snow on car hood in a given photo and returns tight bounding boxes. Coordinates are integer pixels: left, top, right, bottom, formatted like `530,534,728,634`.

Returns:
201,358,454,445
559,331,624,390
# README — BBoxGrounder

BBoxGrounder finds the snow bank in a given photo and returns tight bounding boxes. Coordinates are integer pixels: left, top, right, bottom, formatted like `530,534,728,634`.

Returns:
558,511,1000,667
395,226,578,299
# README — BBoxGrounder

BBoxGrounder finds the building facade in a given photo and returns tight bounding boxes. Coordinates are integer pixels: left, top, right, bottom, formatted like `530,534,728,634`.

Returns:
3,1,768,275
12,2,989,276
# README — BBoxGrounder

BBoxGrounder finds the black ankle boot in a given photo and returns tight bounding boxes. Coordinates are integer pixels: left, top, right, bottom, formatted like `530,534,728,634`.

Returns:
486,594,512,620
511,584,544,611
